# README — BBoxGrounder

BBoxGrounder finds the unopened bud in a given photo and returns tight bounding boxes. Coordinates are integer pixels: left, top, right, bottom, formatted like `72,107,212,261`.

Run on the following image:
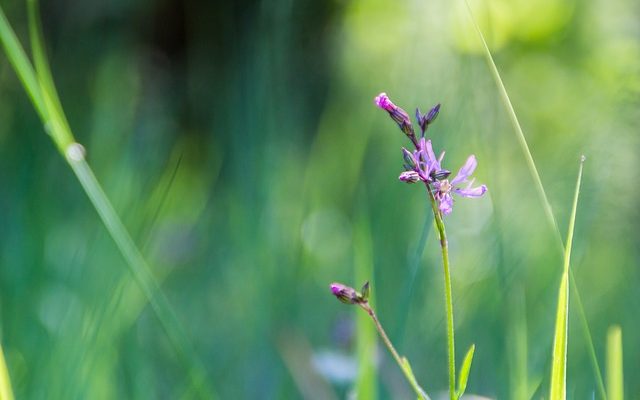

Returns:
375,92,415,139
416,103,441,136
330,283,360,304
402,148,416,169
426,103,440,124
330,282,368,305
399,170,421,183
431,169,451,181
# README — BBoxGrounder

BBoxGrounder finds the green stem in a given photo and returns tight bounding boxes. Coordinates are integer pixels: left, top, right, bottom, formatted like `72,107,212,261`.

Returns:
359,303,430,400
427,187,456,400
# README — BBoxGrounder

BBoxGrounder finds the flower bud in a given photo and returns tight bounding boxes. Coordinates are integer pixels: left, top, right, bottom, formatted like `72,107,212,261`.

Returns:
330,283,360,304
426,103,440,124
416,103,441,136
431,169,451,180
330,282,370,305
375,92,415,139
399,171,421,183
402,148,416,169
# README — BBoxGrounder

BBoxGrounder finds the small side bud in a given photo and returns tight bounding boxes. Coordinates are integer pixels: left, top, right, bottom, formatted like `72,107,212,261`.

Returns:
399,171,421,183
431,169,451,180
416,103,441,136
426,103,441,124
402,148,416,169
360,281,370,301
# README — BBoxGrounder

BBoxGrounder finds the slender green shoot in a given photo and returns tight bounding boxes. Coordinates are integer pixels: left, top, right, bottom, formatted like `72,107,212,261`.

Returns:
606,326,624,400
549,156,585,400
0,3,215,397
462,2,606,397
0,343,14,400
456,344,475,399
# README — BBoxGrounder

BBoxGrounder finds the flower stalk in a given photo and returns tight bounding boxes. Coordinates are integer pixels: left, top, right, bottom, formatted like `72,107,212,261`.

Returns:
330,283,430,400
427,187,456,400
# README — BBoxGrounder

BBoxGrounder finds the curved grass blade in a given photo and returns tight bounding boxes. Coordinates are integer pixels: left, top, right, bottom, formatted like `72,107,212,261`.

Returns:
549,156,585,400
462,3,606,397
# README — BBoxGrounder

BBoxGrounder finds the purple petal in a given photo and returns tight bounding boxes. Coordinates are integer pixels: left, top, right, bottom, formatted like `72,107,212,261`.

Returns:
455,184,487,198
451,155,478,186
438,194,453,215
424,140,441,172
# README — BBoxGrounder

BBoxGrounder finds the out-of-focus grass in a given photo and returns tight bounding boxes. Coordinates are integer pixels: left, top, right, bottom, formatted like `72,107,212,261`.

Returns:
0,0,638,398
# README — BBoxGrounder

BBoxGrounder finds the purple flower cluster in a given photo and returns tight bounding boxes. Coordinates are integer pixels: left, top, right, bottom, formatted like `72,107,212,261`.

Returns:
375,92,487,215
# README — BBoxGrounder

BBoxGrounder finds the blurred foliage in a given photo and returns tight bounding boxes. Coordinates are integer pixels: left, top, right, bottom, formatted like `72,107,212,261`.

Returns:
0,0,638,398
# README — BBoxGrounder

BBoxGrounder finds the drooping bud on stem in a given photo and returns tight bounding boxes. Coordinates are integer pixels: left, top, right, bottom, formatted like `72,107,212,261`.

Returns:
329,282,369,305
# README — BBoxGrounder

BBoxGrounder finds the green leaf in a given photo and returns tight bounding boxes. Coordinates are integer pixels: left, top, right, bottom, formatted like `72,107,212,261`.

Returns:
456,344,475,399
549,157,585,400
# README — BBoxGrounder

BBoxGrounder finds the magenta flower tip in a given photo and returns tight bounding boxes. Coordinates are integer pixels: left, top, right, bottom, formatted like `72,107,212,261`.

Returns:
330,283,344,296
374,92,395,111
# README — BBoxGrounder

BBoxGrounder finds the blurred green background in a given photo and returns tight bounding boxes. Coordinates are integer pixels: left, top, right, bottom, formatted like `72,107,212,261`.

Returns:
0,0,638,398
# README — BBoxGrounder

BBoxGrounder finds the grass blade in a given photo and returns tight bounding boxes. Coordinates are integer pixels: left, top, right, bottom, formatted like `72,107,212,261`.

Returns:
0,342,15,400
26,0,73,151
462,3,606,397
456,344,475,399
549,156,585,400
606,326,624,400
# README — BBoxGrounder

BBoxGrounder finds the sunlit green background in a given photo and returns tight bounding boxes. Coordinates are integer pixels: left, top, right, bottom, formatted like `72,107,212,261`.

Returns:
1,0,638,398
